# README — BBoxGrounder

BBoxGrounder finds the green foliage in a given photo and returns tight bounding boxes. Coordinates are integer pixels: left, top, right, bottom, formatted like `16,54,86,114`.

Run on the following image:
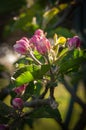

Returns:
11,1,43,33
0,0,26,14
29,105,62,122
2,0,74,39
14,71,34,86
0,1,86,129
57,49,85,75
13,64,50,87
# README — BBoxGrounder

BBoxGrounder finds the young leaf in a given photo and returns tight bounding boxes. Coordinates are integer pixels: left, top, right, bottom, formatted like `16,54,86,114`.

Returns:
34,81,42,96
13,64,50,87
14,71,34,87
29,105,62,123
22,82,34,101
14,64,50,79
58,57,85,74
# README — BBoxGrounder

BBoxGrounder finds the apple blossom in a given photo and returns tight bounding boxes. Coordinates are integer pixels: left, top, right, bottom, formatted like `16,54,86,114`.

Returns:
67,36,81,50
13,37,30,54
13,84,27,95
12,98,23,109
35,37,51,54
34,29,45,36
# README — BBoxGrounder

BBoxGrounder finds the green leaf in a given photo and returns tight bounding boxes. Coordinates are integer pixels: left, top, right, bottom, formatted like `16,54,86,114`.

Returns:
33,51,45,63
13,64,39,78
34,81,42,96
58,48,68,58
22,82,34,101
14,71,34,86
58,57,85,74
22,81,42,101
14,64,49,78
13,64,50,87
55,49,85,75
46,106,62,122
33,64,50,79
29,105,62,123
56,50,74,66
74,49,84,58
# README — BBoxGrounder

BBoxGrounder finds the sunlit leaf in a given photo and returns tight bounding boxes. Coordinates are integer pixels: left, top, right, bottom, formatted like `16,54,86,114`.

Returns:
74,49,84,59
13,64,50,87
14,71,34,86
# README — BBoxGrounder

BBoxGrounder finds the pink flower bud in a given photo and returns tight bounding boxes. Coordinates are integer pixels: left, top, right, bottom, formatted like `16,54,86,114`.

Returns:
12,98,23,109
35,37,51,54
67,36,81,50
29,35,41,45
13,84,27,95
14,37,30,54
34,29,45,37
30,34,51,54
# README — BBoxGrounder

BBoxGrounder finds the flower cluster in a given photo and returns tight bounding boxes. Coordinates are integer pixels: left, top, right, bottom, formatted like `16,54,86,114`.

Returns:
11,85,27,109
14,29,81,56
12,29,81,110
14,29,51,55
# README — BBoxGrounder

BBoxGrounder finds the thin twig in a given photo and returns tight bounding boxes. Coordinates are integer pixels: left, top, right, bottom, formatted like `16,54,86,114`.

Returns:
29,51,42,65
50,87,55,99
45,55,55,99
24,98,50,108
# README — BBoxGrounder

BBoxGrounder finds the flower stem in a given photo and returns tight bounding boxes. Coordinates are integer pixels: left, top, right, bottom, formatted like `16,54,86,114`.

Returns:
29,51,42,65
45,55,55,99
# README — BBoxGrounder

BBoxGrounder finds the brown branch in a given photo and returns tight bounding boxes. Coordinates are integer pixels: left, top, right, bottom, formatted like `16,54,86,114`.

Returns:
24,97,58,109
50,87,55,99
24,98,50,108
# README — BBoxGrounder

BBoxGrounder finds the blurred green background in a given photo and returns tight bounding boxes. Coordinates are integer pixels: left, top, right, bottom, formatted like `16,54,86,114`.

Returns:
0,0,86,130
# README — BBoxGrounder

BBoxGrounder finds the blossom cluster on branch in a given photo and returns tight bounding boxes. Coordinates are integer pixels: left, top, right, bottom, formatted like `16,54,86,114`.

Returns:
0,29,83,130
12,29,81,109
